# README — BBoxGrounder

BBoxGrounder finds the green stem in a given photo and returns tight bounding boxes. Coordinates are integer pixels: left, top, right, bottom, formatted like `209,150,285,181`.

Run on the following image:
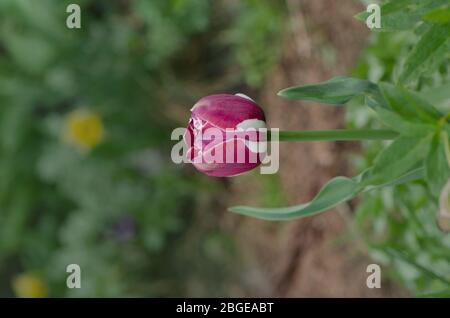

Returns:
274,129,398,142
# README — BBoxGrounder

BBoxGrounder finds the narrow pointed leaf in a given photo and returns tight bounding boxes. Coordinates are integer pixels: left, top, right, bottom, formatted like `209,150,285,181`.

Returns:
399,24,450,85
375,107,436,137
229,175,360,220
362,167,425,192
420,289,450,298
379,82,442,124
229,167,424,221
420,82,450,109
425,131,450,197
278,77,380,106
355,0,446,31
370,136,432,185
384,248,450,285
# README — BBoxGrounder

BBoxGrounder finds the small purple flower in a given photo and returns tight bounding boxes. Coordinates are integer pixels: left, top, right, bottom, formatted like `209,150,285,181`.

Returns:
184,94,267,177
113,216,136,242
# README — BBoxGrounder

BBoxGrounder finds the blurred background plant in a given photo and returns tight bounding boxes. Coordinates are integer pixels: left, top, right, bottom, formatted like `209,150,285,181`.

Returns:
0,0,284,297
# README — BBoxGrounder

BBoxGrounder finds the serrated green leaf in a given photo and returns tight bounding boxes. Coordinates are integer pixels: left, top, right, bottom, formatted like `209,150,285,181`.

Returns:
278,76,380,106
370,136,431,185
399,23,450,85
426,131,450,197
379,83,442,124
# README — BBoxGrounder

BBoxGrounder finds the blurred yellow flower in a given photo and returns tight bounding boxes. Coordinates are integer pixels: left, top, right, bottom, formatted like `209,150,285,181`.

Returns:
64,109,104,151
12,273,48,298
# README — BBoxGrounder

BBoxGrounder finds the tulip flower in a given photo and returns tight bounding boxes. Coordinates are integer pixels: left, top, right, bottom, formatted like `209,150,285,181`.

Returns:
179,78,441,223
184,94,267,177
182,93,399,178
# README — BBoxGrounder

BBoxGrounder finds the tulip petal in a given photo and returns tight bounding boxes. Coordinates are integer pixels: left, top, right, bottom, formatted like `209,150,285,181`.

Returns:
193,138,262,177
191,94,265,129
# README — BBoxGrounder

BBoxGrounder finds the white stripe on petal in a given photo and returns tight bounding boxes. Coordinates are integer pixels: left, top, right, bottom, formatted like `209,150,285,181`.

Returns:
236,119,267,130
235,93,255,102
245,140,267,154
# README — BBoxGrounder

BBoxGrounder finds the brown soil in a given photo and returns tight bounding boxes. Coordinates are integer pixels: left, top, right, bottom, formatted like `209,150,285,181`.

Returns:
226,0,407,297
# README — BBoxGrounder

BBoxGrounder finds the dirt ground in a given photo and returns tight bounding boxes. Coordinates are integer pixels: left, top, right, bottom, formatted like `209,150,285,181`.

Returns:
226,0,408,297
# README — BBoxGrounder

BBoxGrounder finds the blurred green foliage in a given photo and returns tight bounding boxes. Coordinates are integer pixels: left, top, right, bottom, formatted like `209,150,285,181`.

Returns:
225,0,284,87
0,0,284,297
348,27,450,296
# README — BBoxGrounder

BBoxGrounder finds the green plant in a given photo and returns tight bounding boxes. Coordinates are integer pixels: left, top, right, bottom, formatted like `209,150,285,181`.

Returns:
225,0,285,87
229,0,450,221
348,1,450,296
226,0,450,296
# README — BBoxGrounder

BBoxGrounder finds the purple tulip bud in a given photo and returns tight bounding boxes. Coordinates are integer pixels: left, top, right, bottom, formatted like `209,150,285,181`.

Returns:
184,94,267,177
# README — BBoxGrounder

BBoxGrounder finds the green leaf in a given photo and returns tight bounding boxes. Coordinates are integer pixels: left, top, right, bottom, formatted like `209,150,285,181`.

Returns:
420,82,450,110
399,24,450,85
229,167,424,221
424,5,450,24
370,136,431,185
426,131,450,197
420,289,450,298
359,166,425,193
384,248,450,285
379,83,442,124
355,0,418,31
278,76,379,105
375,107,436,137
355,0,446,31
229,176,360,220
370,167,425,190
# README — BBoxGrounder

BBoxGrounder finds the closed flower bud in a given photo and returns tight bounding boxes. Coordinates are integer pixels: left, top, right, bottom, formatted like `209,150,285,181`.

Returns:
184,94,267,177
